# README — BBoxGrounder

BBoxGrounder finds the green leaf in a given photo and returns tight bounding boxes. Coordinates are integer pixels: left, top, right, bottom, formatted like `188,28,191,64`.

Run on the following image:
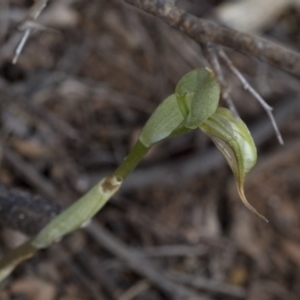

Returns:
139,94,185,147
200,107,268,222
32,176,122,248
175,68,220,129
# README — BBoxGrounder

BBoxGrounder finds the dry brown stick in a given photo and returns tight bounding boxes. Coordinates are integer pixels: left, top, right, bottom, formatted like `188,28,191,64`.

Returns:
168,271,246,298
75,248,122,299
218,49,284,145
50,244,107,300
123,0,300,78
140,244,207,257
201,43,239,117
3,147,58,199
118,280,150,300
86,223,208,300
13,0,50,64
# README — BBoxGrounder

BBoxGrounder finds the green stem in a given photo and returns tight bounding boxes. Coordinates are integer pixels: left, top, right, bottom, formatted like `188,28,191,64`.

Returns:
113,140,149,180
0,240,37,281
0,140,149,282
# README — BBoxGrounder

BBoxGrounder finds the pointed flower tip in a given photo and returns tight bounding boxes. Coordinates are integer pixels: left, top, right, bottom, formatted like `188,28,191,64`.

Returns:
200,107,268,222
256,213,269,223
238,186,268,223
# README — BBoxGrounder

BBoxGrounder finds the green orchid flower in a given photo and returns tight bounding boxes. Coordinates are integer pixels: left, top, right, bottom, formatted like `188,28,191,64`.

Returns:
200,107,267,222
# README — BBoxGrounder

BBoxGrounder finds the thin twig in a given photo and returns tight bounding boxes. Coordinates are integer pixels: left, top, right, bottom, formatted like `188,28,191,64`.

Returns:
168,271,246,298
13,0,50,64
75,248,122,299
13,29,31,64
51,245,106,300
3,147,58,199
123,0,300,79
202,43,239,117
218,49,284,145
86,222,208,300
140,244,207,257
118,280,150,300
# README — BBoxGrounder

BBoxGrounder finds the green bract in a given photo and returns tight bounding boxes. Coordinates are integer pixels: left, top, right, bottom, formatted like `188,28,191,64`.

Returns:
139,68,221,147
175,68,220,129
33,176,122,248
200,107,267,222
139,94,185,147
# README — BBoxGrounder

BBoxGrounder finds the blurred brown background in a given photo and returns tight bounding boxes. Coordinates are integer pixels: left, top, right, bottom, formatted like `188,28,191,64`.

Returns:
1,0,300,299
